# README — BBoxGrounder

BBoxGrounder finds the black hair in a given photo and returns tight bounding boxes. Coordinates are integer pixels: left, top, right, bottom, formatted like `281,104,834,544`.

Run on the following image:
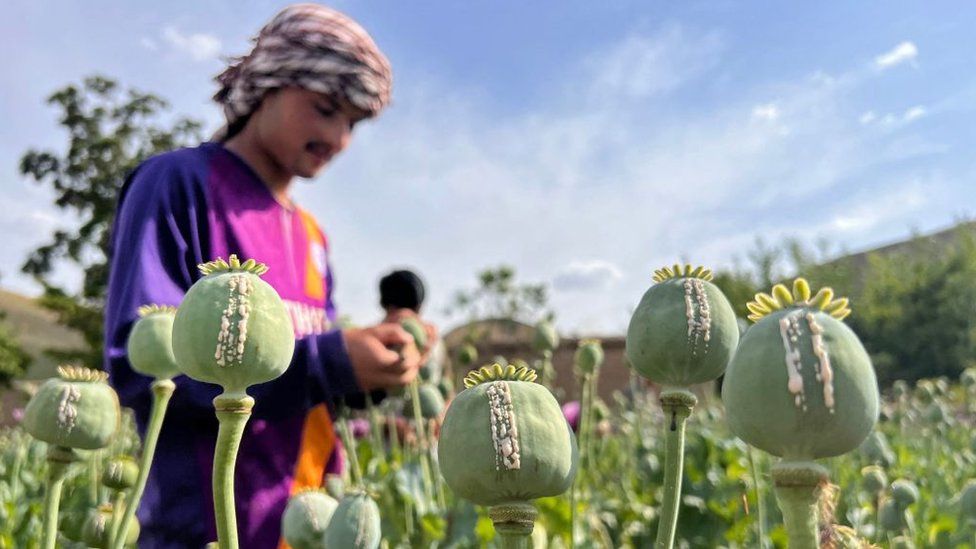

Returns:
379,269,426,312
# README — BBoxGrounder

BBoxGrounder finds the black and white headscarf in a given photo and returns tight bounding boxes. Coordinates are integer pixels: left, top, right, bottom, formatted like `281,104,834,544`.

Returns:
213,3,392,139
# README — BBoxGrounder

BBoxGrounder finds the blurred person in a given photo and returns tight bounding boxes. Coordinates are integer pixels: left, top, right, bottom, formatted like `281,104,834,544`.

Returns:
103,4,421,547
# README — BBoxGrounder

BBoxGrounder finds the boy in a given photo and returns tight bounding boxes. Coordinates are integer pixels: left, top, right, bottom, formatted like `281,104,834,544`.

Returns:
103,4,420,547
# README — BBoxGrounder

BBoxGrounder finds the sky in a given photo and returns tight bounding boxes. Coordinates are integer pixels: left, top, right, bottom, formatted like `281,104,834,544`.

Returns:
2,1,975,336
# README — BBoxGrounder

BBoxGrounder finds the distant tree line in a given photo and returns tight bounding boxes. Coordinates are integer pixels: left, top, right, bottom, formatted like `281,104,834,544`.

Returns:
712,230,976,385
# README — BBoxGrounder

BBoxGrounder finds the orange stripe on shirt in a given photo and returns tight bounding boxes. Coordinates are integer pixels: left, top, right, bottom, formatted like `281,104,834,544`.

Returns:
297,208,326,301
277,403,336,549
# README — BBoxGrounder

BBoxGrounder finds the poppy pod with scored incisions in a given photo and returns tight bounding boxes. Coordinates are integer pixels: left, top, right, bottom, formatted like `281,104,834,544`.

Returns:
438,364,578,508
172,255,295,395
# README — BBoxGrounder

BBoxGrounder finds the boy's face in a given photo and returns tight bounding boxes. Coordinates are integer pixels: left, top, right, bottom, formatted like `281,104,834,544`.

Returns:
251,87,367,179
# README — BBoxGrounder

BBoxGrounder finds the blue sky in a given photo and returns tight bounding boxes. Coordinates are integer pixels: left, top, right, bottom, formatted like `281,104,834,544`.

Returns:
2,1,975,334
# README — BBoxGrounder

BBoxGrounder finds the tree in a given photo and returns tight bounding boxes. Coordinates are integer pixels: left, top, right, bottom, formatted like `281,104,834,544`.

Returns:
853,232,976,384
447,265,550,325
19,75,202,369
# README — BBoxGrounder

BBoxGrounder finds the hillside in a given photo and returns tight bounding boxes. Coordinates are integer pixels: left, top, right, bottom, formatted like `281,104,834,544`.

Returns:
0,288,85,380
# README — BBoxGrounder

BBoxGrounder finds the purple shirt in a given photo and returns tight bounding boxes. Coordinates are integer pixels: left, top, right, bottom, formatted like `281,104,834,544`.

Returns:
104,142,360,548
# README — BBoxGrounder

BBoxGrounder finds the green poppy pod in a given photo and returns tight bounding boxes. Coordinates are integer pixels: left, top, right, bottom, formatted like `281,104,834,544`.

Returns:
890,479,919,508
172,256,295,395
626,265,739,387
403,383,445,419
437,376,455,400
102,455,139,491
878,498,905,533
82,504,139,548
438,364,578,507
860,465,888,496
322,491,381,549
574,339,604,375
961,368,976,388
722,280,879,461
859,430,895,467
23,366,120,450
126,304,181,380
59,510,87,542
281,489,339,549
924,402,947,424
959,479,976,522
420,339,446,383
400,317,428,352
324,474,345,501
532,320,559,354
457,343,478,367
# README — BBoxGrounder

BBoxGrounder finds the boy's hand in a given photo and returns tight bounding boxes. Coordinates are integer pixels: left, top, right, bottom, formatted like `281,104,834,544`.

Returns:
343,325,421,391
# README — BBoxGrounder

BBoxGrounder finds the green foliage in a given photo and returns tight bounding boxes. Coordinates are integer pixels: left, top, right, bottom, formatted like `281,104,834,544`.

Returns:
852,233,976,384
0,315,31,387
18,75,202,370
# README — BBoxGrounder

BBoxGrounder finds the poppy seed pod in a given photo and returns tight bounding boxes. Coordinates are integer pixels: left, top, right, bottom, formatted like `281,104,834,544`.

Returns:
959,479,976,522
574,339,604,375
400,317,428,352
860,430,896,467
82,504,139,548
890,479,919,508
172,256,295,395
403,383,445,419
457,343,478,367
126,304,181,380
860,465,888,496
626,265,739,387
722,280,879,461
102,455,139,491
281,489,339,549
438,364,578,507
23,366,120,451
532,320,559,354
322,491,381,549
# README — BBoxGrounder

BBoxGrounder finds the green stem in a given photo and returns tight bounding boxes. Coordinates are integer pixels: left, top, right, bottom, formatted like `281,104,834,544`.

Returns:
112,378,174,549
747,447,767,548
571,373,593,548
407,380,435,505
387,410,402,462
771,461,828,549
490,502,537,549
654,388,696,549
541,351,556,389
212,393,254,549
89,448,101,505
109,491,125,547
365,393,386,463
336,414,363,487
42,446,77,549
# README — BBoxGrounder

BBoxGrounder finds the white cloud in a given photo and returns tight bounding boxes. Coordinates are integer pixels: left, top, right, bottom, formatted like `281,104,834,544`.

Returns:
582,25,722,100
553,260,624,292
863,105,928,128
752,103,780,121
874,41,918,70
827,183,926,233
315,32,897,334
140,37,158,51
162,26,221,62
903,105,927,122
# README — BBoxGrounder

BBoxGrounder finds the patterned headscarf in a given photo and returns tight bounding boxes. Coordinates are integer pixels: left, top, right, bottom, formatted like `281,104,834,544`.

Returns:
213,3,392,139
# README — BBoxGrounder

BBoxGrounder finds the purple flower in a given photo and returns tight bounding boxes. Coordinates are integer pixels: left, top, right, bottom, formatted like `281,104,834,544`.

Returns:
350,418,371,439
562,401,581,432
